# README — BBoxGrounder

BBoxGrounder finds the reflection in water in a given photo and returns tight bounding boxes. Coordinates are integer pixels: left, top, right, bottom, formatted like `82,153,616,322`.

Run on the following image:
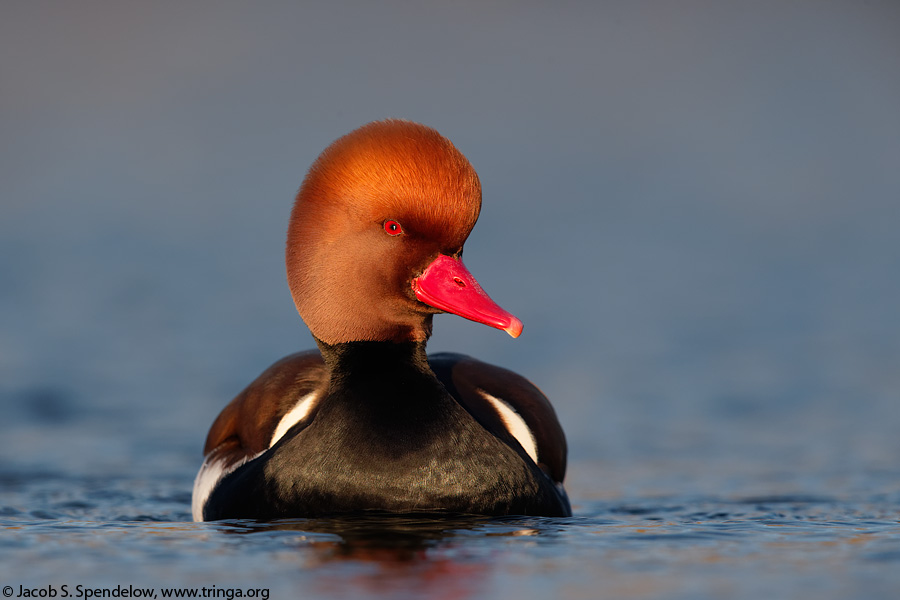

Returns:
216,513,542,599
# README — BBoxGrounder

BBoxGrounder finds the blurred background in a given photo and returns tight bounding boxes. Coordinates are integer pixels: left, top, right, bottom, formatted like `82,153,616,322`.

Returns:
2,0,899,505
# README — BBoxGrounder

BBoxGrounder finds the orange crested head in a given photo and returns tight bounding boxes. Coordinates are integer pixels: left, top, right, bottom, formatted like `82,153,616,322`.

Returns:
286,120,519,346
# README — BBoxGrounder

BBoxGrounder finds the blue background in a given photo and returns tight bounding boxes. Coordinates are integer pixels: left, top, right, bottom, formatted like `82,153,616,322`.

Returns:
2,2,899,598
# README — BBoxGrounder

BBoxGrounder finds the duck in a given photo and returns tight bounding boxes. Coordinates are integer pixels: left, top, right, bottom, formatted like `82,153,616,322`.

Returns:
191,120,571,521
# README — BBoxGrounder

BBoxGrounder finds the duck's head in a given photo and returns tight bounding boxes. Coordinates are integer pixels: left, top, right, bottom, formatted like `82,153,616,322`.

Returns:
286,120,523,345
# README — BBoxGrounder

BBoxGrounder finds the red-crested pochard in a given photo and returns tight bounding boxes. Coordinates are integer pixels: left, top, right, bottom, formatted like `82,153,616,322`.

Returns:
192,120,571,521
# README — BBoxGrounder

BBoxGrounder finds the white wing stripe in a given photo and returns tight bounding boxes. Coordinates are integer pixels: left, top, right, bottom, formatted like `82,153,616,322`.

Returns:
479,390,539,464
270,391,320,447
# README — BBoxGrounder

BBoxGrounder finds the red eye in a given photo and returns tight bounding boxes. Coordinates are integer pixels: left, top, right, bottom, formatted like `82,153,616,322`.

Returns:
384,220,403,236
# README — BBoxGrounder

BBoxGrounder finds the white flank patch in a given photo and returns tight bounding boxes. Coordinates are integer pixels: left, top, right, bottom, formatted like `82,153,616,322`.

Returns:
269,390,320,447
479,390,539,464
191,450,259,522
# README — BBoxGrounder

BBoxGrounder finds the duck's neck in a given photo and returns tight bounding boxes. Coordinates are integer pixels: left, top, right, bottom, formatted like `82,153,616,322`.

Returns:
315,338,433,389
312,339,453,431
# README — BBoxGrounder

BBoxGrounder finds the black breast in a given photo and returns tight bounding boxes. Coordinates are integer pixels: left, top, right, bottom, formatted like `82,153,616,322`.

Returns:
203,341,570,520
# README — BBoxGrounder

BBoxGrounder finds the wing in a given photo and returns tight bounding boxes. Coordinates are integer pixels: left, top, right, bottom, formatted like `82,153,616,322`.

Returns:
202,350,328,460
428,352,567,485
193,350,328,520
